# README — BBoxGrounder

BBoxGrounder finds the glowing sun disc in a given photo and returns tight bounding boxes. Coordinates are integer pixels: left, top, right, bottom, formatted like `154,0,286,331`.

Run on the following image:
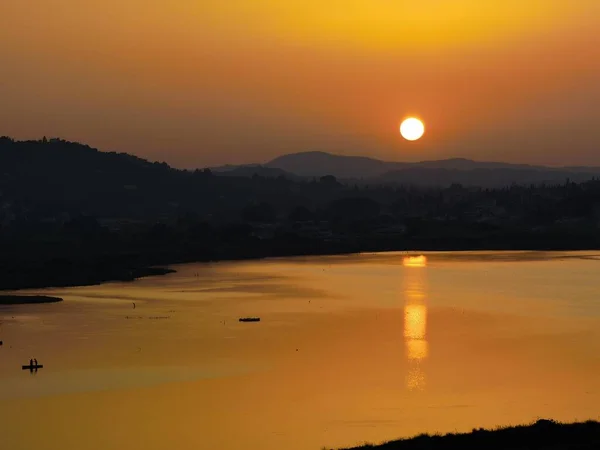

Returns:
400,118,425,141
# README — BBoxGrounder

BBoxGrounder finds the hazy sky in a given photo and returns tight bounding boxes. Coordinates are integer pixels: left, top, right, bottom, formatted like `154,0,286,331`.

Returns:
1,1,599,167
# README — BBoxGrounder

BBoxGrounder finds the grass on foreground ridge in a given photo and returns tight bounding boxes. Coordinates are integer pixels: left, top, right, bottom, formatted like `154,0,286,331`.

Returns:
331,419,600,450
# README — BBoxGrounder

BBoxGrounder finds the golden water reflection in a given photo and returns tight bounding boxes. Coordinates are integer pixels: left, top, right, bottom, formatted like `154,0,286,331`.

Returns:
404,304,427,341
403,256,428,390
402,255,427,268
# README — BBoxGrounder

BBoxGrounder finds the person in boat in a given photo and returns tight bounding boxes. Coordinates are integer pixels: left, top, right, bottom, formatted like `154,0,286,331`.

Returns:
33,358,38,366
29,358,34,367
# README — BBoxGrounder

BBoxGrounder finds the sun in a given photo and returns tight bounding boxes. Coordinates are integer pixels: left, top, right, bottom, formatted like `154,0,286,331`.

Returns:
400,118,425,141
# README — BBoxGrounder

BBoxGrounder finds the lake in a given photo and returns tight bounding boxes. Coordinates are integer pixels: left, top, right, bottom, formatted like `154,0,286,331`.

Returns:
1,251,599,450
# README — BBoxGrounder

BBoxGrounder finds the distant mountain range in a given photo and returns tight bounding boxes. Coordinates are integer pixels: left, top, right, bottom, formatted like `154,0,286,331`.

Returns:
211,151,600,187
2,136,598,189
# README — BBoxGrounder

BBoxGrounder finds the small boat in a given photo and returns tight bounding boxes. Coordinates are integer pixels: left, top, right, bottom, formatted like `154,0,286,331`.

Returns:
239,317,261,322
22,364,43,370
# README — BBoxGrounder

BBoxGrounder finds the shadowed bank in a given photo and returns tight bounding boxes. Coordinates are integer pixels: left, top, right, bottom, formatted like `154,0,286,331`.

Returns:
0,295,63,305
333,420,600,449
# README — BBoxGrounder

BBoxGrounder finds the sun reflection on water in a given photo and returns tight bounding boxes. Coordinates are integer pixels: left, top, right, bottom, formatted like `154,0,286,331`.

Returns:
404,304,427,341
403,255,428,391
403,255,427,268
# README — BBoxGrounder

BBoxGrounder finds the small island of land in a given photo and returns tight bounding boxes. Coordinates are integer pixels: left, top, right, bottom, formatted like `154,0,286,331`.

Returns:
0,295,63,305
334,419,600,450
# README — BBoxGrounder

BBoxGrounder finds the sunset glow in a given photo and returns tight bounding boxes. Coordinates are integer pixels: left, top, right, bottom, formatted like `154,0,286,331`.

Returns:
1,1,599,166
3,1,600,448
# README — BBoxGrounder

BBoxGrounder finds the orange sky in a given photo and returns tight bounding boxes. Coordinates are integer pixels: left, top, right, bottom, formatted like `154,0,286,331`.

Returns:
1,1,599,167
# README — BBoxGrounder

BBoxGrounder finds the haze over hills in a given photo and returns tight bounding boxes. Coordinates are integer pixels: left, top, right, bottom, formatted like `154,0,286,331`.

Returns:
213,151,600,186
266,151,395,178
211,164,304,181
265,151,544,178
6,136,600,291
2,137,599,188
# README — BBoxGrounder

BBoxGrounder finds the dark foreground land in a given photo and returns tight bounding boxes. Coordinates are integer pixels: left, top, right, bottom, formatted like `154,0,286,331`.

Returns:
335,420,600,450
0,295,63,305
0,264,175,291
6,137,600,290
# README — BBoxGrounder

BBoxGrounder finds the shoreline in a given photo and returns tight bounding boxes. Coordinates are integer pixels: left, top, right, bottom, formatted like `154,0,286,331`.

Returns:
3,246,600,292
333,419,600,449
0,295,63,305
0,266,176,292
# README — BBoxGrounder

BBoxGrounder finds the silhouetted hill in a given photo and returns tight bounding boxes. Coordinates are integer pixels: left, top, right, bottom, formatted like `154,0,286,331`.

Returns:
0,137,314,223
566,165,600,173
264,151,600,185
211,164,302,180
5,136,600,290
0,136,181,219
211,151,600,186
266,151,399,178
375,167,599,187
265,151,545,178
407,157,539,171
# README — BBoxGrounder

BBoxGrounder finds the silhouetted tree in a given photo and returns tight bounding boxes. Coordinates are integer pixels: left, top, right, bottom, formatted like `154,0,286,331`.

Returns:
320,175,340,187
242,202,276,223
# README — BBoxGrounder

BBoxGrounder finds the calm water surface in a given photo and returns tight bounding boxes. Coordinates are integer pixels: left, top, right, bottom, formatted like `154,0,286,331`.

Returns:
1,251,599,450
